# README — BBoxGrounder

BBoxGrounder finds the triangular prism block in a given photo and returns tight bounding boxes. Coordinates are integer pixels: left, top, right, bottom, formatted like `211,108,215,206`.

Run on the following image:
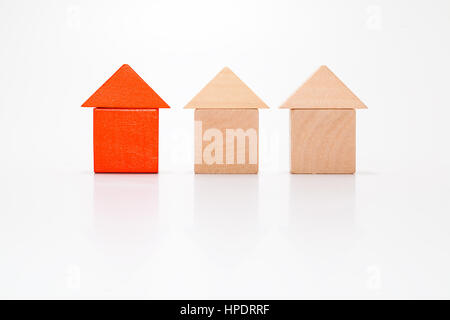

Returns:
184,67,268,109
280,66,367,109
82,64,169,109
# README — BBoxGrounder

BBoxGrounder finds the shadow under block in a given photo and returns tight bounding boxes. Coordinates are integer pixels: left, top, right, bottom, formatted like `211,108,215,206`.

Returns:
194,109,258,174
290,109,355,174
93,108,159,173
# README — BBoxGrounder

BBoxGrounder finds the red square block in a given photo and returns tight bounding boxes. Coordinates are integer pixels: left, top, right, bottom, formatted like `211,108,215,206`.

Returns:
93,108,159,173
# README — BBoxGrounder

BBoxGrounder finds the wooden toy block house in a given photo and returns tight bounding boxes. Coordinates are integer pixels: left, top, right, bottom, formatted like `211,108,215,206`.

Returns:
184,67,269,174
82,64,170,173
280,66,367,174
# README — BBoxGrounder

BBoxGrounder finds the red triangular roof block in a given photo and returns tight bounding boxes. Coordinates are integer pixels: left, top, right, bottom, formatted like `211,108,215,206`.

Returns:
82,64,170,109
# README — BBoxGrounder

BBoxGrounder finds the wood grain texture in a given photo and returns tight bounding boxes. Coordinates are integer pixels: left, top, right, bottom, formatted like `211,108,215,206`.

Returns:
195,109,258,174
94,108,159,173
184,67,269,109
280,66,367,109
291,109,355,174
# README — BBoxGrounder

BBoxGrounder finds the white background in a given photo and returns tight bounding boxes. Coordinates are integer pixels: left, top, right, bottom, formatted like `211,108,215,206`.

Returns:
1,0,450,299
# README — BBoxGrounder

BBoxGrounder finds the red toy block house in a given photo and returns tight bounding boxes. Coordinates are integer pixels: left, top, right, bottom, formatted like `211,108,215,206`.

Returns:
82,64,170,173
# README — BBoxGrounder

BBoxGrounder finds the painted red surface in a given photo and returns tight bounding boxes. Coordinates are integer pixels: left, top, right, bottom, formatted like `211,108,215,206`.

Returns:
82,64,169,109
94,108,159,173
82,64,169,173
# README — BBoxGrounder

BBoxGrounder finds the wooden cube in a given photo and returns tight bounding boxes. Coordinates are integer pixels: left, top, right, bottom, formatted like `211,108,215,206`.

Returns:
290,109,355,174
194,109,259,174
94,108,159,173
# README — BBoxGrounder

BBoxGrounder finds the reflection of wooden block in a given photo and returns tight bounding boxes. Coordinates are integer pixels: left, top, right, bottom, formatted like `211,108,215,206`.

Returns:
291,109,355,174
194,109,258,174
94,108,159,173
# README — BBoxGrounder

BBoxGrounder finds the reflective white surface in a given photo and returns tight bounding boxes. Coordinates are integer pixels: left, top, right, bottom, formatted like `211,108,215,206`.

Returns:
1,171,449,299
1,0,450,299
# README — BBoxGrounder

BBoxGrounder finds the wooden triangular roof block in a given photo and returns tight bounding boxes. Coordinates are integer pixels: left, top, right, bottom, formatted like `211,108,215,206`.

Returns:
82,64,170,109
184,67,269,109
280,66,367,109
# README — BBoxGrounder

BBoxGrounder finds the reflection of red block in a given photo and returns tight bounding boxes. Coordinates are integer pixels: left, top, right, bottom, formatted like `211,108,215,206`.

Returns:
82,64,170,173
94,108,158,173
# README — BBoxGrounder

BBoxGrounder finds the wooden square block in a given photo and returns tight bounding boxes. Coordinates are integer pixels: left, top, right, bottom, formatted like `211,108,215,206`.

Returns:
291,109,355,174
194,109,258,174
94,108,159,173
